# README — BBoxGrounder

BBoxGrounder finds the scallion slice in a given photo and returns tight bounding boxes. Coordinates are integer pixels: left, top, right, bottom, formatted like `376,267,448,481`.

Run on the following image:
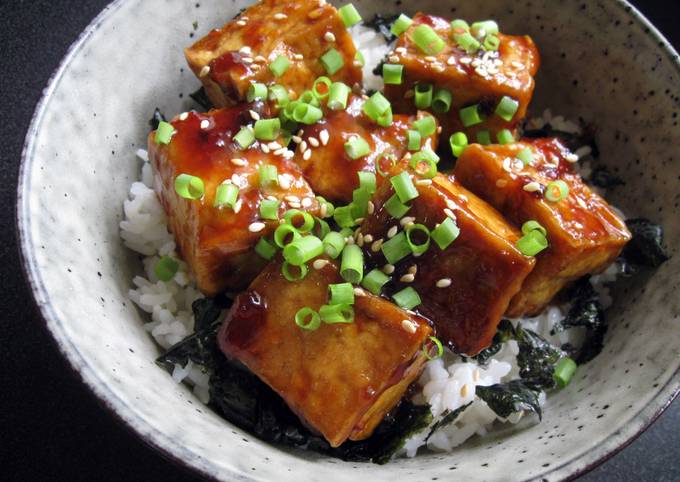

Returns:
483,34,500,51
414,83,433,109
284,209,314,232
355,51,365,67
321,48,345,75
423,336,444,360
274,224,301,248
269,55,291,77
553,357,577,388
255,238,278,260
384,193,411,219
329,282,355,306
340,244,364,283
268,84,289,108
333,205,357,228
406,223,431,255
377,108,393,127
409,151,438,179
154,256,179,282
391,14,413,36
497,129,515,145
381,231,411,264
351,187,370,218
328,82,351,110
259,198,280,220
495,96,520,122
363,91,392,121
316,196,335,218
319,303,355,324
323,231,347,259
545,180,569,202
383,63,404,85
234,126,255,149
282,261,308,281
155,121,175,145
459,105,483,127
259,164,278,187
450,19,470,33
470,20,499,38
391,171,419,203
376,152,397,178
476,130,492,145
431,217,460,250
358,171,377,194
254,118,281,141
247,82,268,102
174,174,205,200
412,24,445,55
338,3,362,27
312,76,332,99
283,235,323,266
392,286,421,310
299,90,320,107
296,103,324,125
344,136,370,159
214,183,239,208
516,230,548,256
412,115,436,137
407,130,422,151
454,31,481,54
295,307,320,330
432,88,453,113
449,132,469,158
361,269,390,295
313,216,331,239
521,220,547,237
516,147,535,166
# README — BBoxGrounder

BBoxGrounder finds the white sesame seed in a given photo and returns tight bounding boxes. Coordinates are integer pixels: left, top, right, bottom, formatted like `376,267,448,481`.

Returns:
363,234,374,243
371,239,383,252
575,145,592,159
308,137,320,147
232,199,243,213
387,226,399,238
447,56,457,65
303,149,312,161
444,208,456,219
239,46,252,55
383,264,395,275
242,57,253,64
523,181,541,192
473,369,480,382
346,236,355,245
460,384,469,398
436,278,452,288
460,57,472,65
254,55,267,63
200,119,210,129
565,153,579,163
300,141,308,152
424,56,437,62
395,47,407,54
400,216,415,227
313,259,330,270
266,195,277,201
416,179,433,186
301,197,313,208
278,175,291,190
274,12,287,20
400,273,415,283
247,110,260,121
231,158,247,167
179,112,189,121
261,144,270,154
274,148,287,156
248,222,266,233
432,64,445,73
401,319,417,334
445,199,456,210
236,19,247,27
288,202,301,209
291,135,302,144
511,61,525,69
356,217,365,224
367,201,375,215
285,195,300,203
199,65,211,77
319,130,330,146
268,141,282,150
408,265,417,274
493,179,507,188
354,287,367,297
283,150,294,159
319,203,328,218
324,31,336,42
294,53,304,61
356,234,364,247
389,55,400,63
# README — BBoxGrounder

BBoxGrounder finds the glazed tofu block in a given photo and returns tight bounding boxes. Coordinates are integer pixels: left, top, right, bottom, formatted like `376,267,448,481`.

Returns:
149,105,319,296
295,95,440,203
453,138,631,316
185,0,362,108
360,168,535,355
384,13,539,139
218,257,433,447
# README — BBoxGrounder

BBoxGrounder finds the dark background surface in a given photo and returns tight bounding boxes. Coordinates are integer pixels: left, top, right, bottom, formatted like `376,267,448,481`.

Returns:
1,1,678,481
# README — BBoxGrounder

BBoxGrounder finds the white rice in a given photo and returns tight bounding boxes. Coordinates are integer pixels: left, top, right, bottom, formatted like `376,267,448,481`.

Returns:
118,25,623,458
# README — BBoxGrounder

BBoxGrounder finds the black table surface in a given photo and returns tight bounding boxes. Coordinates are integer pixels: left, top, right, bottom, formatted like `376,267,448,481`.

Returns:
1,1,678,481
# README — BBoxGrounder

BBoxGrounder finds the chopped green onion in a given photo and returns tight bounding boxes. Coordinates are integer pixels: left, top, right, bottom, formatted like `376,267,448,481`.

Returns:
282,101,299,121
299,90,320,107
258,164,278,186
391,171,419,203
340,244,364,283
255,238,278,260
154,256,179,282
338,3,362,27
291,103,322,125
316,196,335,218
323,231,346,258
355,51,365,67
321,48,345,75
470,20,499,38
351,187,370,218
283,235,323,266
409,151,438,179
295,307,320,330
495,96,520,122
376,152,397,177
414,118,437,141
274,224,301,248
545,180,569,202
174,174,205,200
391,14,413,36
384,193,411,219
516,230,549,256
522,220,547,237
247,82,268,102
328,82,351,110
553,357,577,388
497,129,515,145
361,269,390,295
313,217,331,239
254,118,281,141
268,84,289,108
414,83,433,109
383,64,404,85
423,336,444,360
407,130,422,151
358,171,377,194
406,223,431,255
155,121,175,145
449,132,469,158
319,303,355,324
312,77,332,99
329,282,355,305
214,183,239,208
377,108,393,127
333,205,357,228
344,136,371,159
392,286,421,310
363,92,392,121
284,209,314,232
459,105,483,127
432,88,453,113
454,31,481,54
431,217,460,250
476,130,492,145
450,19,470,33
483,34,500,51
259,199,280,220
282,261,308,281
516,147,535,166
234,126,255,149
412,24,445,55
269,55,291,77
381,231,411,264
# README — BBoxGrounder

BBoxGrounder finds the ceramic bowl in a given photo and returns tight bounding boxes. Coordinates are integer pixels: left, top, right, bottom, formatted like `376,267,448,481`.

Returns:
17,0,680,480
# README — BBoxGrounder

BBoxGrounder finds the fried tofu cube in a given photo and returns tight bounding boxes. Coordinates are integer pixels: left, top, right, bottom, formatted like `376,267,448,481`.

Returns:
453,138,631,316
149,106,319,296
185,0,362,108
218,257,433,447
294,95,440,203
384,13,539,139
360,168,535,355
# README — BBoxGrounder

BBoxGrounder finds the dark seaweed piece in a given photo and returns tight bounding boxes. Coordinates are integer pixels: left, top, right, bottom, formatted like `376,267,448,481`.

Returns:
589,166,624,188
364,14,400,42
472,319,515,365
476,381,542,420
149,108,166,131
371,55,388,77
425,402,473,441
514,325,565,390
190,87,214,111
575,326,607,365
621,218,670,269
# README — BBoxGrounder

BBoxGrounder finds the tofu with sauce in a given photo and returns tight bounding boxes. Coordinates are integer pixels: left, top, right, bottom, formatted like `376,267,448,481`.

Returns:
185,0,362,109
359,166,535,355
218,257,433,447
384,13,539,140
294,95,440,203
453,138,631,316
149,105,319,296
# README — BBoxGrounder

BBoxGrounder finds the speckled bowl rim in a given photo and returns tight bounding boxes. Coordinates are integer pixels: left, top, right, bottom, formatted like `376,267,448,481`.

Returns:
15,0,680,480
